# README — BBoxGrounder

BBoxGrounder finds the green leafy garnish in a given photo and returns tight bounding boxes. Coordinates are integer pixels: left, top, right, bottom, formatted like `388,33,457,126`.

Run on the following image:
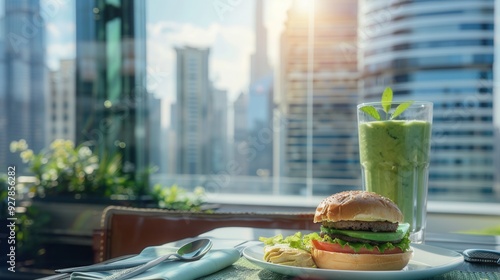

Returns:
260,230,412,254
360,87,414,120
360,106,381,121
259,232,320,252
391,101,414,119
381,87,393,114
322,232,411,253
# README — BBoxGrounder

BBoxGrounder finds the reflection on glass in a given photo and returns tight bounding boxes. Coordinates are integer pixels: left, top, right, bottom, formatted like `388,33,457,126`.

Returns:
0,0,497,202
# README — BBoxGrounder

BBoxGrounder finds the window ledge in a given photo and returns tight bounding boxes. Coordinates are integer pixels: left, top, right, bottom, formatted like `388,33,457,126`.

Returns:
205,193,500,216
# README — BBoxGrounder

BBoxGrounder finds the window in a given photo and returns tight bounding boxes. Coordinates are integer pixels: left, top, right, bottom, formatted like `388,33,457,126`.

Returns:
2,0,498,211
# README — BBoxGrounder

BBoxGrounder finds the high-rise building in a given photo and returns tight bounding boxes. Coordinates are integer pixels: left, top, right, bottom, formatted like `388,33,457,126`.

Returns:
167,102,178,174
232,92,249,174
148,94,164,173
0,0,47,170
175,46,212,174
493,0,500,195
48,59,75,143
359,0,495,195
250,0,271,84
278,0,360,194
211,86,228,173
247,0,274,177
75,0,148,176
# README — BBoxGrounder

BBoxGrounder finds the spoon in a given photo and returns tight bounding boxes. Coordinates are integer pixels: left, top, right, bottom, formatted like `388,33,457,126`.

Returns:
103,238,213,280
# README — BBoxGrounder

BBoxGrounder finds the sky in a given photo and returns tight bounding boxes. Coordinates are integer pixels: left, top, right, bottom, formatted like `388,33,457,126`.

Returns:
36,0,292,104
146,0,292,103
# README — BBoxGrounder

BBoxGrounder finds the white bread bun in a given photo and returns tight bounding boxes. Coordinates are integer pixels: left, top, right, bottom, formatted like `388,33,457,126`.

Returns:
314,191,403,223
311,247,413,271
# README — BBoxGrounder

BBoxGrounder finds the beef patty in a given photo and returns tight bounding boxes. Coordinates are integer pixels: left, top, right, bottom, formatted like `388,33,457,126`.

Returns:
322,220,399,232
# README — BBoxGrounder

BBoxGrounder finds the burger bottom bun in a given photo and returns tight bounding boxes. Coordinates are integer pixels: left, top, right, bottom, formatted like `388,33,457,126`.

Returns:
311,248,413,271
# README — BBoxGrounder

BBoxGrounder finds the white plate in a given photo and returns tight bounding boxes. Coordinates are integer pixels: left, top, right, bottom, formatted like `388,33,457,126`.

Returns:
243,243,464,280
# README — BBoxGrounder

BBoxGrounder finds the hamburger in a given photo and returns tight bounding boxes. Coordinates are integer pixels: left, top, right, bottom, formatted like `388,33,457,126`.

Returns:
311,190,412,271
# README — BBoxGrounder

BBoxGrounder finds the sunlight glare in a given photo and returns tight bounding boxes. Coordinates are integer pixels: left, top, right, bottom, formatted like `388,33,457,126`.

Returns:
294,0,314,13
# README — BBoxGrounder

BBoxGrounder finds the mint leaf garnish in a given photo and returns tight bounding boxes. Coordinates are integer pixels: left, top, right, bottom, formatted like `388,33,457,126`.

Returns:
391,101,414,120
361,87,414,121
381,87,393,114
360,106,381,120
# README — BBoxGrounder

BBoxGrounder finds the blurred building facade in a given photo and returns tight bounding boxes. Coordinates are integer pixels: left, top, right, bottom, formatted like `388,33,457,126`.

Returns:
48,59,76,143
246,0,274,177
174,46,212,174
75,0,148,175
0,0,47,170
278,0,360,194
148,94,165,173
232,92,249,176
359,0,495,195
495,0,500,195
210,86,228,173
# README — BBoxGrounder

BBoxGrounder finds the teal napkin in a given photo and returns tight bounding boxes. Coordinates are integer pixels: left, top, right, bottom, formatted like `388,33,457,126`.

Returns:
70,245,240,280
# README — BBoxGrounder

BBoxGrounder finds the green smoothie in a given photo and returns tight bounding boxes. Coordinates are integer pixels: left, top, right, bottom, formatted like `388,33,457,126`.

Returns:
358,120,431,235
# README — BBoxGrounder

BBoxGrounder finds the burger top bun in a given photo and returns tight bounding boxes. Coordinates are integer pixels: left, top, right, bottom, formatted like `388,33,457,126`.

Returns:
314,191,403,223
311,247,413,271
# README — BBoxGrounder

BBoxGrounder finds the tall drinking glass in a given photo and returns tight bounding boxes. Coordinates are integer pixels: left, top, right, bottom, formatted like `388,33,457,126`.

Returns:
357,101,432,243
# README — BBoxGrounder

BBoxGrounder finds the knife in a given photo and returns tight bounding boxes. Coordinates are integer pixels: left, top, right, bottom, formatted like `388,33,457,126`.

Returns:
55,254,141,274
54,254,146,273
36,254,140,280
463,249,500,265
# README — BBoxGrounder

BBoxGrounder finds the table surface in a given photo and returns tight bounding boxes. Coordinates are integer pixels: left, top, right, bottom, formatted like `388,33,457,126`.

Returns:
165,226,500,277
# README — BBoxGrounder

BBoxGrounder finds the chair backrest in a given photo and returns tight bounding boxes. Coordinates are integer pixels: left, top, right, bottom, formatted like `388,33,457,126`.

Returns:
94,206,319,262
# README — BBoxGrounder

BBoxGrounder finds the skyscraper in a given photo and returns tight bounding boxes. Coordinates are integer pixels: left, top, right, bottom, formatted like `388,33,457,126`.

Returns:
0,0,47,169
359,0,495,195
48,59,76,143
247,0,273,177
250,0,271,84
75,0,148,177
175,46,212,174
148,94,164,173
278,0,360,194
495,0,500,195
232,92,249,174
210,86,228,173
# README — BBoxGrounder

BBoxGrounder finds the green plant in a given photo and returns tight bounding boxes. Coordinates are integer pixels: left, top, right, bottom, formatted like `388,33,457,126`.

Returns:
10,139,134,198
359,87,414,120
15,204,51,261
0,176,7,217
0,176,50,262
151,184,207,211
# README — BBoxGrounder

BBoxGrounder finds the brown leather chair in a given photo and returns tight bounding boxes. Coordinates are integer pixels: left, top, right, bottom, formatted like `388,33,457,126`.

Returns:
94,206,319,262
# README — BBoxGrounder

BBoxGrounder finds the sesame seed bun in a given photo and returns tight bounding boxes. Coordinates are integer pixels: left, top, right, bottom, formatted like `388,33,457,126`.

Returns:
314,191,403,223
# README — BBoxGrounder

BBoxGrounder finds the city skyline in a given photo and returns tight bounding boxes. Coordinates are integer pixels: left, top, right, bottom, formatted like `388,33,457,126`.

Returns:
1,0,498,197
11,0,292,105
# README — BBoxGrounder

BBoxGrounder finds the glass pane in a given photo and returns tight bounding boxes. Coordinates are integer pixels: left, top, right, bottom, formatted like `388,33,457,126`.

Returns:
1,0,498,206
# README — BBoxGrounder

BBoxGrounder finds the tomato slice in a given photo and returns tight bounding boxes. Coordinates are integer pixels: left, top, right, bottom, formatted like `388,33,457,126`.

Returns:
311,239,403,255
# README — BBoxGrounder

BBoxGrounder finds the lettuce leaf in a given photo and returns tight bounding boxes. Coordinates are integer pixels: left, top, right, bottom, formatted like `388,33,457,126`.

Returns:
260,231,411,254
259,232,320,252
319,231,411,253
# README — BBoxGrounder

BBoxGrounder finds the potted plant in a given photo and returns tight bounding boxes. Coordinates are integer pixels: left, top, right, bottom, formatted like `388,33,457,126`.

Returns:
9,139,148,269
151,184,210,211
10,139,138,200
8,139,211,270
